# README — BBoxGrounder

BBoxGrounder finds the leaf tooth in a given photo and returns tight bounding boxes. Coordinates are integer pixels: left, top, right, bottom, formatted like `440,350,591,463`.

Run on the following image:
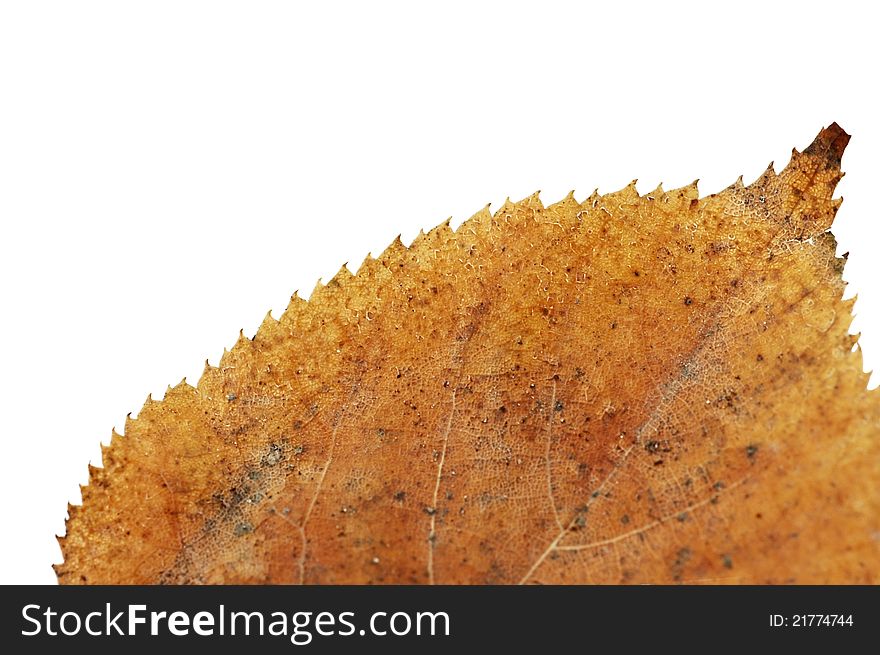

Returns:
201,358,216,379
101,434,119,468
123,411,136,436
308,278,326,300
355,253,378,276
409,228,428,249
847,341,869,387
840,320,861,350
66,501,80,521
162,377,196,400
131,394,153,421
252,310,279,344
218,346,233,369
548,191,578,213
847,331,860,352
839,307,857,337
305,264,356,309
223,332,252,366
494,196,516,218
377,234,407,265
666,179,699,202
581,188,600,209
468,203,493,224
784,139,824,174
518,190,544,210
278,290,308,325
747,161,777,188
599,179,638,204
178,376,195,391
329,263,355,287
426,217,454,241
645,182,665,200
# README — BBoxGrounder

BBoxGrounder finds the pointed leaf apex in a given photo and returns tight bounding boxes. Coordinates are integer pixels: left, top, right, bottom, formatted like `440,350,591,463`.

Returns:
804,122,850,168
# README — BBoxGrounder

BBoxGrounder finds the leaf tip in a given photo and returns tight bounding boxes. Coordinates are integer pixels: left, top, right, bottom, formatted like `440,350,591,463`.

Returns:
807,122,851,167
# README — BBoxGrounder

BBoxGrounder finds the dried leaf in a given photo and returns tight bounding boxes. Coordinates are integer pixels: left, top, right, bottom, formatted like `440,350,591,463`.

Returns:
57,124,879,584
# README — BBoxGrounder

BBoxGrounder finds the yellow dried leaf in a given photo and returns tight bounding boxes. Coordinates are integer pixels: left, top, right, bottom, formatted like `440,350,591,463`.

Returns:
57,124,879,584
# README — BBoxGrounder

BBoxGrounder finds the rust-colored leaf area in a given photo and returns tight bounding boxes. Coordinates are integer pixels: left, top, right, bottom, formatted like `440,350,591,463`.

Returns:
57,124,879,584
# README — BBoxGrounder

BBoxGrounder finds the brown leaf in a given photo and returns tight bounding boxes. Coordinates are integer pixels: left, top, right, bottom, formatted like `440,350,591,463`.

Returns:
57,124,879,584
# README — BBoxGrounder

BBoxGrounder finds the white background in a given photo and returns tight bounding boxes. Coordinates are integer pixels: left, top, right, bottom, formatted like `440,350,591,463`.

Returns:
1,1,877,584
